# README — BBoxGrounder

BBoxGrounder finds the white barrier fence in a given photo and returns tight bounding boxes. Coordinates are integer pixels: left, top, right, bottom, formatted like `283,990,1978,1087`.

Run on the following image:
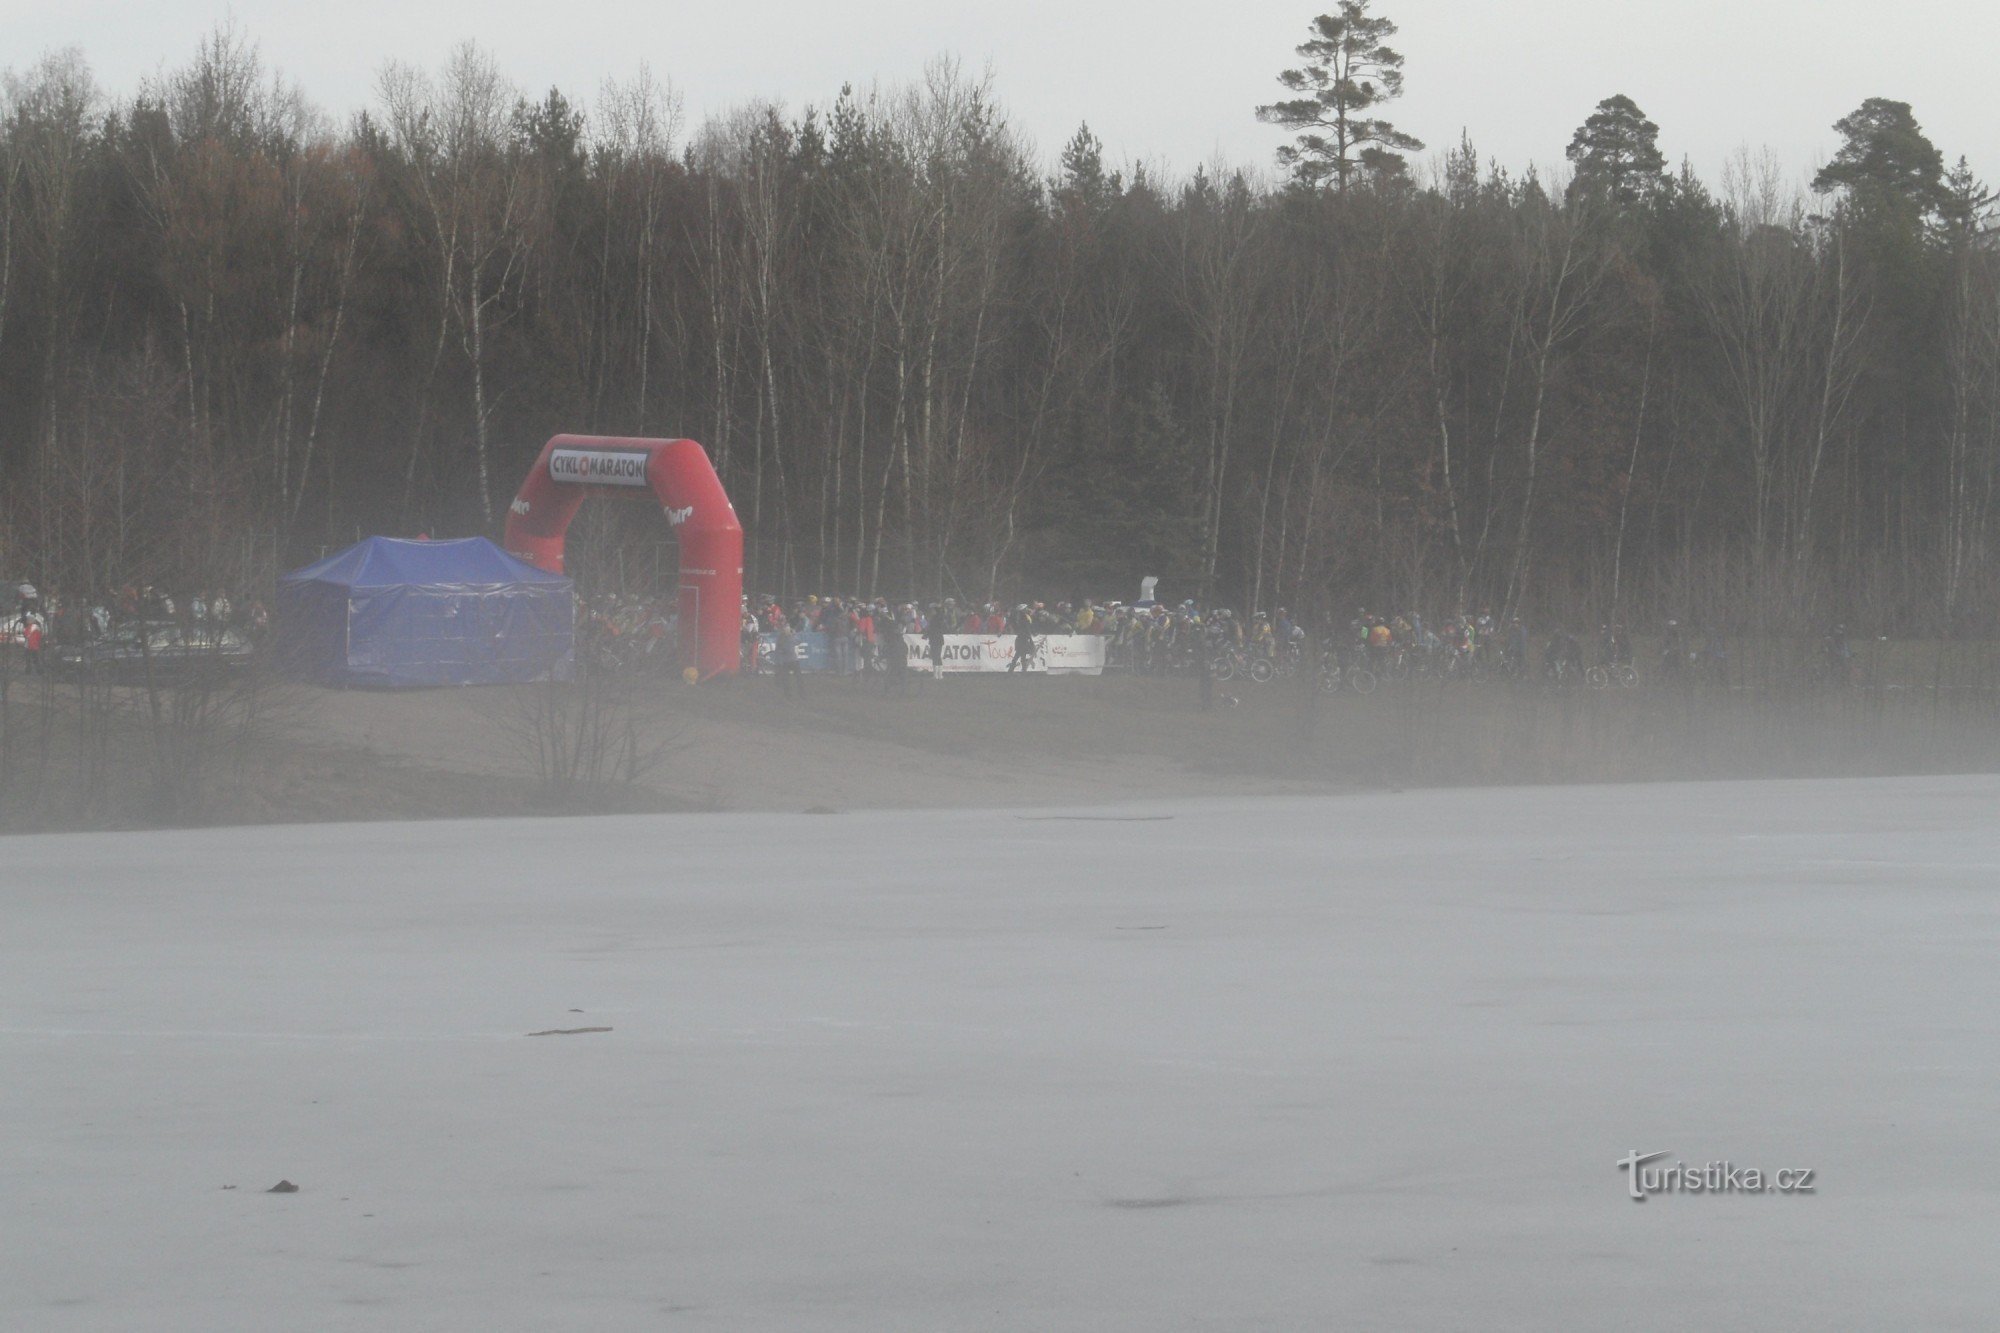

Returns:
908,633,1106,675
756,630,1109,675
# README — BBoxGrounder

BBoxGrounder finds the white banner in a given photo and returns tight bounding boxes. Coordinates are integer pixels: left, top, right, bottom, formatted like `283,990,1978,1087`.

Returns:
905,633,1106,675
549,446,652,487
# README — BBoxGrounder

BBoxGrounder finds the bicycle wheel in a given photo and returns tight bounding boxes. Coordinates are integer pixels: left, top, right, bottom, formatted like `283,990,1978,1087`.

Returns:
1614,664,1639,688
1211,655,1236,682
1318,664,1343,695
1585,664,1608,689
1347,667,1377,694
1247,657,1275,684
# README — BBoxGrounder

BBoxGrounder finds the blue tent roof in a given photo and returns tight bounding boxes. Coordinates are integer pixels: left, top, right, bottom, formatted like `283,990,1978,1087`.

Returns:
274,537,575,688
279,536,568,590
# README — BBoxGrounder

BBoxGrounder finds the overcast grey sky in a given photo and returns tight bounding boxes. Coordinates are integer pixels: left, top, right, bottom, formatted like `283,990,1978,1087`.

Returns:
9,0,1997,187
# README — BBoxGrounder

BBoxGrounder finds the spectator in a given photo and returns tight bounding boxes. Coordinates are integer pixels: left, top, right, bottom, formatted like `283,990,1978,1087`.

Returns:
882,608,910,695
1007,606,1037,674
855,601,876,671
19,611,44,673
925,612,947,680
773,613,803,698
824,597,851,675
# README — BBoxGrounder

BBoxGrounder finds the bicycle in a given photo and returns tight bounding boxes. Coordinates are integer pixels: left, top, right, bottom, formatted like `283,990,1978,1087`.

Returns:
1209,645,1273,684
1586,661,1640,689
1317,656,1377,695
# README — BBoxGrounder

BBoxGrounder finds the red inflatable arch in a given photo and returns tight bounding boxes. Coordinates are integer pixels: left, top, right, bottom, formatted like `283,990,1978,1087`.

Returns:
503,435,744,677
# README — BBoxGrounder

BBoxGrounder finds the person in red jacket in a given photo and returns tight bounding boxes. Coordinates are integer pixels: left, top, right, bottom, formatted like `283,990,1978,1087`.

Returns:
855,604,876,669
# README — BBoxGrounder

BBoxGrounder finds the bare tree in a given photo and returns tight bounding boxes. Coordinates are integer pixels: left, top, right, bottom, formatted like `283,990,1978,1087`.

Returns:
1501,177,1600,610
381,43,531,525
1696,152,1817,574
1172,167,1266,597
595,67,683,430
7,48,98,577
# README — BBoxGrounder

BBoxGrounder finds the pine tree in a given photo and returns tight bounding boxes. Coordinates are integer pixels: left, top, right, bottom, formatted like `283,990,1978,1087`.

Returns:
1256,3,1422,192
1937,156,1995,240
1565,95,1667,208
1811,98,1947,223
1057,122,1109,211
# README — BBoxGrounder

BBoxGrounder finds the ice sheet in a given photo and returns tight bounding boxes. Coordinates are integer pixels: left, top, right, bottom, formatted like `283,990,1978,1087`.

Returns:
4,777,1997,1328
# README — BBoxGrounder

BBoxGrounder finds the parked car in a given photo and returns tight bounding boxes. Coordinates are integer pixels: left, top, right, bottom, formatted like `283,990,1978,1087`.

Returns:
52,622,255,680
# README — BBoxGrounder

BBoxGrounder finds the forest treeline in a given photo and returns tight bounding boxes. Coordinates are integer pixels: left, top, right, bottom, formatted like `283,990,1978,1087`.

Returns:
2,25,1997,632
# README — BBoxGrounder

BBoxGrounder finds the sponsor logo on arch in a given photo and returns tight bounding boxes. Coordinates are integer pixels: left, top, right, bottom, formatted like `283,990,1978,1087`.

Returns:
549,447,652,486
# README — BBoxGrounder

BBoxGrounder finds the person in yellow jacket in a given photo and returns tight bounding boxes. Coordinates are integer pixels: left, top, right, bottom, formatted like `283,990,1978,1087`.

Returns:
1249,612,1275,656
1366,617,1393,672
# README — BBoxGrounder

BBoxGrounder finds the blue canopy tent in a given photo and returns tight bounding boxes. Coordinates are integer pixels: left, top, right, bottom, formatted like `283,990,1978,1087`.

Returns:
275,537,575,687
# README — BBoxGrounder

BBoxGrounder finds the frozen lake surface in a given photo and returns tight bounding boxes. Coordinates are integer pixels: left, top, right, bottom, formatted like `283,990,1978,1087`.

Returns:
5,776,1997,1329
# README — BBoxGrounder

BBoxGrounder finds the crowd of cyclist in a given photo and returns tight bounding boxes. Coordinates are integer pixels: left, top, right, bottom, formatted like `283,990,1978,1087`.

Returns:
726,596,1660,692
2,581,270,674
569,584,1866,694
6,571,1864,695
